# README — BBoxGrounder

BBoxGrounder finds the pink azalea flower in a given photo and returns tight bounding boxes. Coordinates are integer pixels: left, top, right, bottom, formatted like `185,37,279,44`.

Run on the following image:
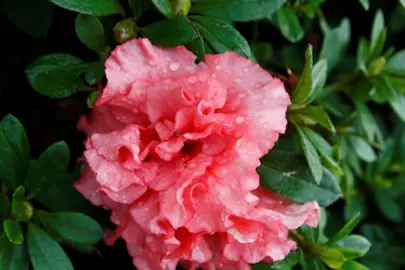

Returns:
75,38,320,270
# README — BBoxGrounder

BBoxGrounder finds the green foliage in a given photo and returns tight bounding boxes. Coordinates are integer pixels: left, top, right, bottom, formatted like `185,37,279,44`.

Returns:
0,115,103,270
4,0,405,269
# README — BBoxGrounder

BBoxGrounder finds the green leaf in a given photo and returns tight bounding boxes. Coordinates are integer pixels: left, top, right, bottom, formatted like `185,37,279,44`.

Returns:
389,94,405,122
190,16,255,60
12,186,33,222
0,234,13,269
359,0,369,10
9,243,29,270
0,115,30,190
318,247,345,269
348,136,376,163
26,64,88,98
387,49,405,72
357,38,370,72
39,141,70,172
5,0,54,38
401,0,405,7
142,15,197,47
4,219,24,244
370,10,385,56
375,189,402,222
85,61,105,85
0,235,27,270
320,18,351,71
191,0,287,22
296,106,335,133
26,142,90,212
151,0,173,17
49,0,122,16
327,212,360,244
75,14,105,54
332,235,372,259
355,102,382,143
301,128,342,175
186,37,206,61
293,45,313,104
369,29,387,60
342,261,369,270
307,59,328,103
276,7,304,43
297,126,323,184
26,53,87,75
36,211,103,244
0,196,10,231
27,222,73,270
258,150,341,207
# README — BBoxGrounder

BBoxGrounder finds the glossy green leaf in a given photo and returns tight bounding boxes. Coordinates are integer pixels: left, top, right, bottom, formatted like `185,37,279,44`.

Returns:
307,59,328,103
39,141,70,172
186,36,206,61
191,0,286,22
327,213,360,244
4,219,24,244
0,234,13,269
296,126,323,183
85,61,105,85
302,127,342,175
389,94,405,122
401,0,405,7
26,53,87,75
332,235,372,259
293,45,313,104
26,142,90,212
318,247,345,269
357,38,370,72
258,150,341,206
49,0,122,16
296,106,335,133
0,195,10,231
342,261,369,270
369,28,387,60
359,0,369,10
5,0,54,38
12,186,33,222
75,14,105,54
36,211,103,244
276,7,304,43
356,103,382,145
320,18,351,71
26,65,88,98
191,15,255,60
143,15,197,47
387,49,405,72
370,10,385,56
0,115,30,190
348,136,376,162
27,222,73,270
151,0,173,17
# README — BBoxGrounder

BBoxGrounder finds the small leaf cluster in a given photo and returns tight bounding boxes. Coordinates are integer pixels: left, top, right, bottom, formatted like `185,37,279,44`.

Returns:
0,115,103,270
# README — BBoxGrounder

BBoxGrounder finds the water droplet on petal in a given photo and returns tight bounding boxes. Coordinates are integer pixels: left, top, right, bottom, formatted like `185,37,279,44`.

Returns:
215,65,221,70
188,76,197,83
233,78,242,83
258,118,265,124
236,116,244,124
244,68,249,73
170,62,180,71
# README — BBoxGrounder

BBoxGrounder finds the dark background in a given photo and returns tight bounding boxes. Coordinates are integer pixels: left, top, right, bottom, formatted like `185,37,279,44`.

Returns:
0,0,403,269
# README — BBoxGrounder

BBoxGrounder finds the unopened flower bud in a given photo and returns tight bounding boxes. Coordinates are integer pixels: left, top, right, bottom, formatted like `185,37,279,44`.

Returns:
113,18,137,44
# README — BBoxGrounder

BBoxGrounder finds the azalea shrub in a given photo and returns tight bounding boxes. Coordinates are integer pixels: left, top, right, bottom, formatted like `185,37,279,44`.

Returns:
1,0,405,269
